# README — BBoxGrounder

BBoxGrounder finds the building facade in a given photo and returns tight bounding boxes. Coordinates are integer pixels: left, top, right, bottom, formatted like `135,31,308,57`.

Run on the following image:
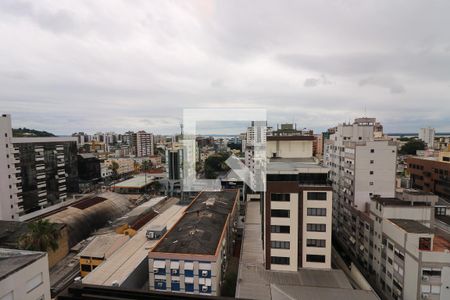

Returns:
419,127,436,149
263,134,333,271
407,156,450,201
0,248,51,300
324,117,397,269
134,131,154,157
148,190,239,296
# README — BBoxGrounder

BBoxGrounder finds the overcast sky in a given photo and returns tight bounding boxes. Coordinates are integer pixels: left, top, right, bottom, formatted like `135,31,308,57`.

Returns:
1,0,449,135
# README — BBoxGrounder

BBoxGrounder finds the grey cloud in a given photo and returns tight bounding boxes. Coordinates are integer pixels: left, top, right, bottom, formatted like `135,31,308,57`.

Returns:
304,75,332,88
359,77,405,94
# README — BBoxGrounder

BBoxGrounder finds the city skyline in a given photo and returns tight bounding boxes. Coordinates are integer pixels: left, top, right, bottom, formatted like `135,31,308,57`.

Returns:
1,0,450,134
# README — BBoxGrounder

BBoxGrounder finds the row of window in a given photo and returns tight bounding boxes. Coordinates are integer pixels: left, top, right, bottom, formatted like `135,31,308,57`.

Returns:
271,192,328,201
271,208,327,218
270,255,326,265
306,239,326,248
271,241,290,249
154,280,211,293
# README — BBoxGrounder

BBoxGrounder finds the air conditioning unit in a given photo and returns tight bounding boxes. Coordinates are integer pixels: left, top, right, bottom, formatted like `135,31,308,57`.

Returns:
201,285,208,292
153,268,159,273
422,275,429,282
201,270,208,277
171,269,178,275
421,293,429,299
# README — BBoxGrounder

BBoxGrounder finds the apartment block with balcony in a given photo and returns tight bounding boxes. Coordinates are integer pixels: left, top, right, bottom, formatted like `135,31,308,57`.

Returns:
324,117,397,270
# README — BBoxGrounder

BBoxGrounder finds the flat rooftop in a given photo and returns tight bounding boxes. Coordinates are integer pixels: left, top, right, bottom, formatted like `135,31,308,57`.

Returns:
372,197,432,207
389,219,433,234
79,233,129,259
152,190,238,256
268,157,326,172
0,248,45,281
236,202,378,300
112,175,155,189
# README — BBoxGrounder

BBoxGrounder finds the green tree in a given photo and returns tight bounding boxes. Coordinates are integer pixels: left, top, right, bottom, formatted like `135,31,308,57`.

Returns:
204,152,230,179
400,139,426,155
18,219,61,252
109,161,119,176
141,160,152,172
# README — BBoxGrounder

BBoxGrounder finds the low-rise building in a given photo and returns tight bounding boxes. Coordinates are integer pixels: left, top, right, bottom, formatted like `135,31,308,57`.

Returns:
148,190,239,296
0,248,51,300
104,158,134,175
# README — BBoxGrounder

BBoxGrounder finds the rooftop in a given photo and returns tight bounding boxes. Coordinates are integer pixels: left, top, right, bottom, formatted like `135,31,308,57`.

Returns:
0,248,46,281
372,196,432,207
267,157,326,173
267,135,315,141
112,175,155,189
79,233,130,259
151,190,238,256
389,219,433,234
12,136,77,143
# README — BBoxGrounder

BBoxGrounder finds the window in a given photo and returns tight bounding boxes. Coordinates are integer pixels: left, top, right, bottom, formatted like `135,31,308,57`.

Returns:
271,209,290,218
370,149,374,153
81,264,91,272
307,192,327,201
370,171,374,175
388,257,393,265
271,225,290,233
26,272,43,293
306,239,326,248
271,256,290,265
419,237,431,251
306,255,326,263
306,223,326,232
422,268,441,277
369,182,374,186
370,160,374,164
271,241,290,249
307,208,326,216
271,193,290,201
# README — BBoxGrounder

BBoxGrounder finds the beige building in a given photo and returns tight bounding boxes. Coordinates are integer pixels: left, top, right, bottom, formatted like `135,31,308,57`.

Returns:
104,158,135,175
0,248,51,300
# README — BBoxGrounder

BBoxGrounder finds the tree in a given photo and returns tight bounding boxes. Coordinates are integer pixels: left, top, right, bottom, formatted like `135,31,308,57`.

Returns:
18,219,61,252
109,161,119,176
400,139,426,155
204,152,230,179
141,160,152,172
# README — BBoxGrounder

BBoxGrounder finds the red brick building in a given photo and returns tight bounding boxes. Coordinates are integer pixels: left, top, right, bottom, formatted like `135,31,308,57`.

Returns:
407,156,450,201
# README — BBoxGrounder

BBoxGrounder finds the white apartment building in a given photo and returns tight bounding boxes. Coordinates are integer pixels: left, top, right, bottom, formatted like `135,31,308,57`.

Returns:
0,114,20,220
419,127,436,149
324,117,397,267
369,192,449,300
264,134,332,271
0,248,51,300
104,158,134,175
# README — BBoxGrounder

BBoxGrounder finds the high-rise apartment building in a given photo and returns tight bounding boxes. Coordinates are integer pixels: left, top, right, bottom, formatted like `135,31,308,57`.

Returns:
133,131,154,157
419,127,435,149
0,114,20,220
324,117,397,269
263,132,332,271
0,114,79,221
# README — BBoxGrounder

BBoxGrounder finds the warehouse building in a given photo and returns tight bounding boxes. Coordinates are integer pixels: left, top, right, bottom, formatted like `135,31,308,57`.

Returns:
148,190,239,296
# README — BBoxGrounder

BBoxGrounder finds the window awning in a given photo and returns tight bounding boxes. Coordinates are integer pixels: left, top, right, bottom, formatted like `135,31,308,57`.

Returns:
154,260,165,268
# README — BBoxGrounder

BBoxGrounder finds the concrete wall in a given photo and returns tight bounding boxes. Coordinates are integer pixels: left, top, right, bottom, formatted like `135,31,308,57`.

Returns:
267,140,313,158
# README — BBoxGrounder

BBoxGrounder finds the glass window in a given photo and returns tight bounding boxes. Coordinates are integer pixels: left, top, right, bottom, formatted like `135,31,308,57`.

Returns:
419,238,431,251
271,241,290,249
271,256,290,265
271,225,290,233
307,192,327,201
271,193,290,201
307,208,326,216
306,239,326,248
306,255,326,263
271,209,290,218
306,223,326,232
